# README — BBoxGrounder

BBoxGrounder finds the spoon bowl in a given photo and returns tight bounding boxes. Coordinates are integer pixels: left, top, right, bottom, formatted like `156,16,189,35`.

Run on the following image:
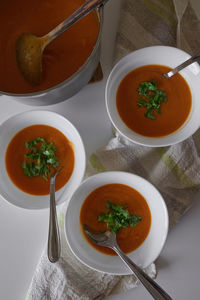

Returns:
16,34,47,85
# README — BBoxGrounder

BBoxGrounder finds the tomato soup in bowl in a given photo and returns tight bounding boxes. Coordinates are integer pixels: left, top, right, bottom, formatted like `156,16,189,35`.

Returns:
80,183,151,255
0,110,86,209
106,46,200,147
65,171,169,275
5,124,75,196
0,0,102,105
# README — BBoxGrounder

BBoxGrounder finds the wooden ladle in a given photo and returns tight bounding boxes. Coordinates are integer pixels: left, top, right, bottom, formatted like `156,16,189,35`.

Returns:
16,0,109,86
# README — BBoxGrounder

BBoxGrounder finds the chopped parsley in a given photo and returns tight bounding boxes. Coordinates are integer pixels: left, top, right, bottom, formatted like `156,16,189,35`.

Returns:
137,80,167,119
22,137,59,180
98,201,142,234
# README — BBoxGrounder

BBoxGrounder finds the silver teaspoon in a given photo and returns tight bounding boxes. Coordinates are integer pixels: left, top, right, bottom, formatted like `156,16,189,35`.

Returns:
47,170,61,263
84,225,172,300
163,52,200,78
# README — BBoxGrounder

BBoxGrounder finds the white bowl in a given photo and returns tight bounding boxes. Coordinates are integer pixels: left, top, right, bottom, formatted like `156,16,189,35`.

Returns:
0,110,86,210
64,171,168,275
105,46,200,147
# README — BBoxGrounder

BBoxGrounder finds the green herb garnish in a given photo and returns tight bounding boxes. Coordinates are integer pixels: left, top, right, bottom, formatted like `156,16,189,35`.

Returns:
137,80,167,119
98,201,142,233
22,137,59,180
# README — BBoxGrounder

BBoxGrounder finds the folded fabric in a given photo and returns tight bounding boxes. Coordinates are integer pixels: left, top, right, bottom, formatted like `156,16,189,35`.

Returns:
87,131,200,229
26,208,156,300
27,0,200,299
114,0,200,62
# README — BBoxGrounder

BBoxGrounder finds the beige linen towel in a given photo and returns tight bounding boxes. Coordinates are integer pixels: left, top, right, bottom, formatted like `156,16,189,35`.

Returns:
87,131,200,229
27,1,200,299
115,0,200,61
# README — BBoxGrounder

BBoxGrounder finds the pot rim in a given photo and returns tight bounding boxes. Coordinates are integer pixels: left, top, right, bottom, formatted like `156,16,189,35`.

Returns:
1,6,103,98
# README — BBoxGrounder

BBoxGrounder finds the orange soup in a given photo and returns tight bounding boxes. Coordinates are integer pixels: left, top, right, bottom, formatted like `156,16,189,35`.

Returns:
80,184,151,255
5,125,74,195
0,0,99,93
116,65,192,137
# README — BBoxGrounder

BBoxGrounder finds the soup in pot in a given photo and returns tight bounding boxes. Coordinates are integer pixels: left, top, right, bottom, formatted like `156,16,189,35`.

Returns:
0,0,99,93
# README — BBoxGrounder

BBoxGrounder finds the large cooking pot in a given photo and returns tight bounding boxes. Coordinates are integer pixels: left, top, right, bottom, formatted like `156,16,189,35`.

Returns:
2,6,103,106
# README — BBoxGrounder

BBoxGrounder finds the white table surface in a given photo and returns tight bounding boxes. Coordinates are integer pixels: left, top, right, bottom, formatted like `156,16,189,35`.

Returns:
0,1,200,299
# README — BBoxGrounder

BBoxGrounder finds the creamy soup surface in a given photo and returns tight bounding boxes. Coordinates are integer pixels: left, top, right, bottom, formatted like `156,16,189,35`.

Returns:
80,183,151,255
116,65,192,137
5,124,74,195
0,0,99,93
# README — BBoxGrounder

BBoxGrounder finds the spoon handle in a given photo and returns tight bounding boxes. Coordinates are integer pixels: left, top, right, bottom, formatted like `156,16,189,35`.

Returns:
47,175,61,263
164,52,200,78
46,0,109,43
112,245,172,300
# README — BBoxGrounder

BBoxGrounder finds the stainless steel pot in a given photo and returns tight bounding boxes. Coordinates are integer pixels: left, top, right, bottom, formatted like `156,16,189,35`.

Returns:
2,6,103,106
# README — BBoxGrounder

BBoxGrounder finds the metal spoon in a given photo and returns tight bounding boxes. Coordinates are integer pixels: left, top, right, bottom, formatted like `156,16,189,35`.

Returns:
163,52,200,78
84,225,173,300
16,0,109,86
47,170,60,263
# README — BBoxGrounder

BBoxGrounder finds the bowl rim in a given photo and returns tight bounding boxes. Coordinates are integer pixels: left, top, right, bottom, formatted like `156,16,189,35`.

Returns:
105,45,200,147
64,171,169,275
0,7,103,98
0,109,86,210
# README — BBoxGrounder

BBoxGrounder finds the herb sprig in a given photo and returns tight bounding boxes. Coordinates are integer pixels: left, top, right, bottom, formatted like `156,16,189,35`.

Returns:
137,80,167,119
22,137,59,180
98,201,141,233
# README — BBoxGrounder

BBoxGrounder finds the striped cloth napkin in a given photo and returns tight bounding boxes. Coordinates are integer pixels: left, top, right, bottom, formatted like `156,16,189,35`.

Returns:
27,0,200,299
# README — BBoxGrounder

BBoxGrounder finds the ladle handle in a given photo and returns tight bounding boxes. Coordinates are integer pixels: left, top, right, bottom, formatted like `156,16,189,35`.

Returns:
164,52,200,78
47,174,61,263
113,245,173,300
46,0,109,43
